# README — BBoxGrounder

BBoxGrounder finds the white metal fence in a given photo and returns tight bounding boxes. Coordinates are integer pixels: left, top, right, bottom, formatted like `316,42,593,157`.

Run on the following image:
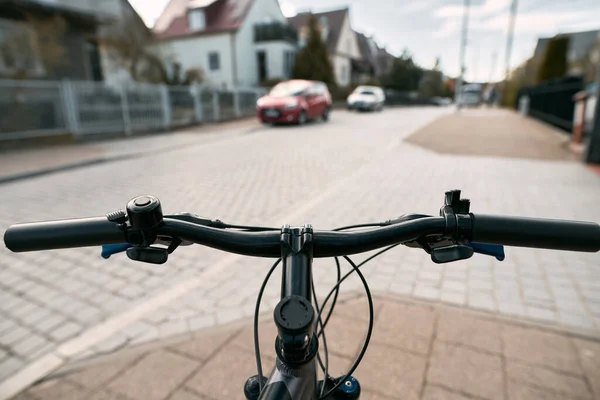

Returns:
0,80,265,141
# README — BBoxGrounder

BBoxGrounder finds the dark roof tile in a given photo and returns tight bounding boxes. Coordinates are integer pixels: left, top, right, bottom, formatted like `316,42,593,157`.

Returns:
287,8,348,54
154,0,255,40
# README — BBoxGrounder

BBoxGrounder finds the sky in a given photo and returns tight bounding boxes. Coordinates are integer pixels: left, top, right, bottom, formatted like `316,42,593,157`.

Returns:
129,0,600,82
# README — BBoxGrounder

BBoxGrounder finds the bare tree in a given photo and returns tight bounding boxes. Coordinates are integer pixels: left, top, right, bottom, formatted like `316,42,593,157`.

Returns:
101,10,204,85
0,14,69,80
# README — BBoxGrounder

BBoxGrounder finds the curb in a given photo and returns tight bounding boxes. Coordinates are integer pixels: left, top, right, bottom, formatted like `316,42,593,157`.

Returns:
0,157,119,186
0,118,261,186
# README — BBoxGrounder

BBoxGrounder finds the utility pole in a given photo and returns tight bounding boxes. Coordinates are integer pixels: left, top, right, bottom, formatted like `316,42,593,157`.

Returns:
488,51,498,83
473,46,479,83
455,0,470,111
504,0,518,80
502,0,518,105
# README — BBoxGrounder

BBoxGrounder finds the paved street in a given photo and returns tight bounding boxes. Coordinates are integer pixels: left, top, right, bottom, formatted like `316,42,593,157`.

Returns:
1,107,600,397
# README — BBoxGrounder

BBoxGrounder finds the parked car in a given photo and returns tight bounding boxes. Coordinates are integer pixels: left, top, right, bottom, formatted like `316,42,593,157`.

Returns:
347,86,385,111
257,80,332,124
431,97,452,106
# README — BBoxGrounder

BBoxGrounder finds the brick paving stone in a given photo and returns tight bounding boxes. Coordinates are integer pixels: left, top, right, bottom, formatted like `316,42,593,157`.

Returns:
441,280,466,291
169,388,206,400
573,339,600,398
422,385,472,400
170,329,237,362
65,353,143,390
498,302,527,317
507,382,582,400
526,306,557,323
0,325,31,346
49,321,83,341
26,378,84,399
12,334,49,358
318,314,368,358
437,310,502,353
506,359,591,399
558,312,597,331
439,290,466,306
427,341,504,400
157,320,189,339
185,345,265,398
354,342,425,400
0,356,24,381
34,313,67,332
108,350,199,400
502,324,581,374
468,292,496,312
413,285,440,301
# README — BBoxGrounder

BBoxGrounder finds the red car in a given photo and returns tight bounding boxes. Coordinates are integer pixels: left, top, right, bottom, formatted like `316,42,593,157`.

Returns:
257,80,332,124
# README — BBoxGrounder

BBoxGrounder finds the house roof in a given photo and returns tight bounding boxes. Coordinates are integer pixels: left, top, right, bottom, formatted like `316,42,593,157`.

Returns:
1,0,113,24
356,32,371,60
534,30,600,61
355,31,394,75
568,30,599,60
287,8,348,54
153,0,255,40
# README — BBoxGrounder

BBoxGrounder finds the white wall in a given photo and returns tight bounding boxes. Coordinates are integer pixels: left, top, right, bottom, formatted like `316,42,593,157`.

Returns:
327,13,360,87
335,13,361,59
331,54,351,87
235,0,295,87
157,34,235,89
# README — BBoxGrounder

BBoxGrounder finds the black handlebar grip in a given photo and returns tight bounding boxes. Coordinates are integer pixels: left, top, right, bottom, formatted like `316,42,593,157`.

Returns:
4,217,127,252
471,214,600,252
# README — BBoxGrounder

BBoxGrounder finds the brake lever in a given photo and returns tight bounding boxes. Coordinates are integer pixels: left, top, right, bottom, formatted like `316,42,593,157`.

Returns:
468,243,505,261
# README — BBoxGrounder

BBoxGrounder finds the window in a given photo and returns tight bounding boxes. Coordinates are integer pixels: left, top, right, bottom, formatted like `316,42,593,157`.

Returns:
85,40,103,81
346,39,351,54
341,65,347,83
319,16,328,26
283,51,295,78
0,19,42,76
189,9,206,31
208,52,220,71
257,51,267,82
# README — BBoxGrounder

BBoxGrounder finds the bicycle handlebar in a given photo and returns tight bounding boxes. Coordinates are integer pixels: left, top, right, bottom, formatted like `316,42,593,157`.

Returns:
471,214,600,252
5,213,600,256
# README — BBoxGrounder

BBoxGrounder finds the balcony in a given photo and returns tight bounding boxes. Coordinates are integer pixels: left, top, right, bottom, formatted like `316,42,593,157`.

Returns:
254,22,298,44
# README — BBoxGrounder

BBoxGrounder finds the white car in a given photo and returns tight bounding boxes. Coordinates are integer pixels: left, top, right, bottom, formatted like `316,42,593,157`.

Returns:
347,86,385,111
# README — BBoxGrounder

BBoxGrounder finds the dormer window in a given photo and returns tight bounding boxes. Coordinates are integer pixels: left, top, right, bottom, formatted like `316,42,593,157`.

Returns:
189,9,206,31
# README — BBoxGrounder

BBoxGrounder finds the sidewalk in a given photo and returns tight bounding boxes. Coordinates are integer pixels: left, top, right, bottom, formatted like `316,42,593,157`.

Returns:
12,294,600,400
405,109,577,161
0,118,259,184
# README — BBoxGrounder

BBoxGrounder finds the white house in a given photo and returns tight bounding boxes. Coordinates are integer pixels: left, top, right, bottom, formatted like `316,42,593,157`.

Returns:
287,8,364,87
152,0,297,89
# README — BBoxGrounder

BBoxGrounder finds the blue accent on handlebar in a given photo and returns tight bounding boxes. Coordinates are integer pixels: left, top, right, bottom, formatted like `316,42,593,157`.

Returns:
468,242,505,261
101,244,132,259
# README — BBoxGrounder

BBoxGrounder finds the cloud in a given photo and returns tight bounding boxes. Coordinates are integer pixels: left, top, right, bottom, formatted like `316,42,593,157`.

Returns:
435,0,511,18
279,1,297,17
432,19,461,39
475,10,598,34
432,0,512,38
401,1,441,14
